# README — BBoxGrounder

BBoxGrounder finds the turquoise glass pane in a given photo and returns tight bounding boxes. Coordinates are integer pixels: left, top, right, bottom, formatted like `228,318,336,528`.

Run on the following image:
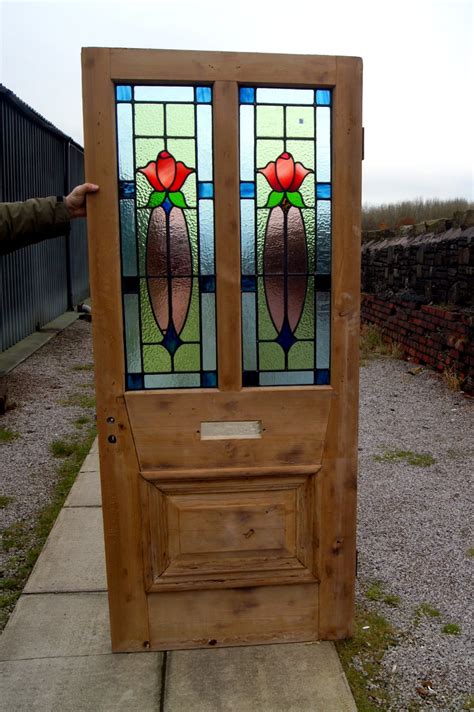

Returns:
117,104,133,181
134,86,194,102
124,294,142,372
197,105,213,181
316,89,331,106
240,182,255,198
316,183,331,199
256,88,314,104
119,200,137,276
196,86,212,103
240,105,255,181
242,292,257,370
316,291,330,369
198,182,213,198
116,85,132,101
240,87,255,104
316,107,331,182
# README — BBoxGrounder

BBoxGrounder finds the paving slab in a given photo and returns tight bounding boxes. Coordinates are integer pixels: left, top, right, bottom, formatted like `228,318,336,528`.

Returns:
0,653,163,712
90,437,99,454
24,507,107,593
164,641,357,712
80,451,100,472
0,593,111,661
64,469,102,507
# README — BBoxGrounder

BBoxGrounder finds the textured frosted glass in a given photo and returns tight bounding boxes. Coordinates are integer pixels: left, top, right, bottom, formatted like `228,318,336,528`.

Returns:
135,138,165,173
201,293,216,370
124,294,142,372
240,199,255,274
242,293,257,370
286,107,314,138
117,104,133,180
166,104,195,137
259,342,284,370
119,200,137,276
260,371,313,386
144,374,200,388
316,107,331,182
317,201,331,274
240,105,254,181
198,200,214,274
134,86,194,102
175,344,200,371
256,105,284,137
316,291,330,369
143,344,171,372
197,105,213,181
256,88,314,104
134,104,164,136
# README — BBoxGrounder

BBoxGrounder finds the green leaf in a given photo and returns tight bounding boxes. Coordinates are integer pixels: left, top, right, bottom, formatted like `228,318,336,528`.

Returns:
147,191,166,208
169,191,188,208
286,191,305,208
266,191,284,208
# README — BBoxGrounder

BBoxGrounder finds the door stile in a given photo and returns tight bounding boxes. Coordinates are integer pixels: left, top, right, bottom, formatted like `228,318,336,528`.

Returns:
318,56,362,639
213,81,242,392
82,47,150,651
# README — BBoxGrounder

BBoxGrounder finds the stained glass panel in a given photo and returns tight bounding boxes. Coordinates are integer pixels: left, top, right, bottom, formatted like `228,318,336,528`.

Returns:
240,86,332,387
116,85,217,390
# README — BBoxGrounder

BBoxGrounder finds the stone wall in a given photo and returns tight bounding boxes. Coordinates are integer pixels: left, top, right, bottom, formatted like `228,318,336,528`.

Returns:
361,211,474,394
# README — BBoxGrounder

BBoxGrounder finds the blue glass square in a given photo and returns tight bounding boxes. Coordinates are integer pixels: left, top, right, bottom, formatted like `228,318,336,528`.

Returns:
116,85,132,102
127,373,143,390
243,371,259,386
202,371,217,387
119,181,135,199
200,275,216,293
240,182,255,198
315,369,330,385
239,87,255,104
241,275,256,292
316,183,331,199
198,182,214,199
316,89,331,106
196,86,212,103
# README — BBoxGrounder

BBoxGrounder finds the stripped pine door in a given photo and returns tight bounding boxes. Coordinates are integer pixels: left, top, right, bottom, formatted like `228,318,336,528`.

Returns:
82,48,362,652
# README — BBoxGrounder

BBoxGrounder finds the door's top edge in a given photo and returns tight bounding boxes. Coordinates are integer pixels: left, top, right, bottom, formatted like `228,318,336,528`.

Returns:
81,47,361,63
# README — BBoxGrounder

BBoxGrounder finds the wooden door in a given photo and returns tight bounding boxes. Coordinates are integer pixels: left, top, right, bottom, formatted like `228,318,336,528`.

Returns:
82,49,362,652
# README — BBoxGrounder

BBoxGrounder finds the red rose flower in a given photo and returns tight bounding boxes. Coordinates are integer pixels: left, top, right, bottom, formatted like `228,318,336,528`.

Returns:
138,150,194,192
258,152,311,192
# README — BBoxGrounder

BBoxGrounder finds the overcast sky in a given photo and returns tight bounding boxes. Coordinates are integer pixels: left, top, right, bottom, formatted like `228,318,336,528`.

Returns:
0,0,472,205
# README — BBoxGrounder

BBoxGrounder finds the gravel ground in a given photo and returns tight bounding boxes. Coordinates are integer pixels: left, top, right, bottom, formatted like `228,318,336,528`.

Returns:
0,323,472,709
358,358,473,711
0,319,94,573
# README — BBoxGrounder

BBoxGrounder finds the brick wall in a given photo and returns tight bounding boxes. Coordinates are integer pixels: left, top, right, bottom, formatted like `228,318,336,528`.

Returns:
361,211,474,395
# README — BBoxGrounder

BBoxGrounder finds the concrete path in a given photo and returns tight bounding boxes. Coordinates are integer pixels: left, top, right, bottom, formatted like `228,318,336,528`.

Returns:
0,439,357,712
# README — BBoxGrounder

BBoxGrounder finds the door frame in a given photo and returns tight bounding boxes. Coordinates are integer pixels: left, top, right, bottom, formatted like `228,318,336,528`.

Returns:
82,48,362,652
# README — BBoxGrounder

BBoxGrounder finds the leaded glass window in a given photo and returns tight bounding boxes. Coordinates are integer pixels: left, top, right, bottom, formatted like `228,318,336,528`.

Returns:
116,85,217,390
240,87,331,387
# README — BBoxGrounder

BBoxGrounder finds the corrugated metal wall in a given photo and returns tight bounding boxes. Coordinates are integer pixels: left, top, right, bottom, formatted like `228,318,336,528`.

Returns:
0,86,89,352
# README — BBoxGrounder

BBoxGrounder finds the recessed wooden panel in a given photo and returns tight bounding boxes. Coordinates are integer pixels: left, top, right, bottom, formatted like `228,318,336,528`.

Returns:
141,474,317,591
126,388,333,471
148,583,319,650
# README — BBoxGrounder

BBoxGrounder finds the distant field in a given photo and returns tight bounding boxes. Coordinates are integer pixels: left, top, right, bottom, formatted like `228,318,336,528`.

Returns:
362,198,473,231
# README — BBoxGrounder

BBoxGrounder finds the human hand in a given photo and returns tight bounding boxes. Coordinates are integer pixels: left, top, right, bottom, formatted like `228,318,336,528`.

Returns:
64,183,99,219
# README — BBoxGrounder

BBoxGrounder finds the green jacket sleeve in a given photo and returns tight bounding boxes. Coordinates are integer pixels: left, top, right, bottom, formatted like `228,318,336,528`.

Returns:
0,196,71,254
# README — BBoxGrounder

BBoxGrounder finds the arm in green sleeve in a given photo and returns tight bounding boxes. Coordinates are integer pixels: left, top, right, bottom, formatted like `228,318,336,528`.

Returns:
0,196,71,253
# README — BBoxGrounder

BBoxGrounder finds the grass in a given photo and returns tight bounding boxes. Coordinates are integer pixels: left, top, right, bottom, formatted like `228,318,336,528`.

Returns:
467,548,474,559
61,393,96,409
0,427,19,444
413,603,440,627
360,323,403,365
0,495,13,509
442,623,461,635
74,415,92,429
462,695,474,710
366,581,401,607
373,450,436,467
0,426,96,630
72,363,94,372
362,197,473,231
442,367,463,392
336,607,398,710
